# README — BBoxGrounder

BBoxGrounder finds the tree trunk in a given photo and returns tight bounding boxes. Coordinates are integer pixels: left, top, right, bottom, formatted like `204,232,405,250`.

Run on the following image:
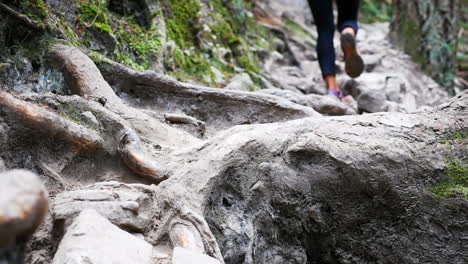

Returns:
390,0,460,94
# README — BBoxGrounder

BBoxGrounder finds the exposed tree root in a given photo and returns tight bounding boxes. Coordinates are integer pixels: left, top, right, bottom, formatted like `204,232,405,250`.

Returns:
48,44,120,106
17,93,169,183
118,128,167,183
47,44,191,183
0,91,102,153
150,206,225,263
93,55,317,133
0,3,45,30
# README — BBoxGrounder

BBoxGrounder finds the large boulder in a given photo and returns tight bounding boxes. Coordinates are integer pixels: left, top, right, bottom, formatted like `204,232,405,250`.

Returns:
153,92,468,264
52,209,154,264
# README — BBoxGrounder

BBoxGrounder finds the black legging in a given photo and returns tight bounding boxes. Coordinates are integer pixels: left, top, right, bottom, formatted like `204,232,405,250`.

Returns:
308,0,360,77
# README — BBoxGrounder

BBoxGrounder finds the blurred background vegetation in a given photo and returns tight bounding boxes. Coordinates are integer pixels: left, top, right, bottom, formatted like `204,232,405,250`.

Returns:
360,0,467,86
359,0,392,23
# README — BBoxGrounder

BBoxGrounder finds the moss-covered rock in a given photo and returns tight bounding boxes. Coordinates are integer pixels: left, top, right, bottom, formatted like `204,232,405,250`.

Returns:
431,162,468,200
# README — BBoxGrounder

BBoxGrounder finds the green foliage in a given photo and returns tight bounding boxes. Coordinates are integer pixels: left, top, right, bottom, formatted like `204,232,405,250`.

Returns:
360,0,392,23
210,56,235,80
237,55,260,74
16,0,48,29
163,0,217,82
165,0,202,48
20,0,48,20
210,16,241,47
78,3,112,33
114,51,146,71
431,162,468,200
165,46,213,84
208,0,247,34
115,17,162,69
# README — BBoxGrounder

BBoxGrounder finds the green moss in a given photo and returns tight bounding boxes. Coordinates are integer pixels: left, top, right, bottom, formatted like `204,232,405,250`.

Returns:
236,55,260,74
167,46,213,84
165,0,202,48
451,133,468,141
210,16,241,47
114,51,146,72
210,56,235,79
115,17,162,69
284,19,313,41
431,162,468,200
20,0,48,20
78,3,112,34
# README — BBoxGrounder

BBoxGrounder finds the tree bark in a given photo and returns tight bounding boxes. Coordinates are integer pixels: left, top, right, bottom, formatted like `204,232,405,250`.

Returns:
390,0,460,93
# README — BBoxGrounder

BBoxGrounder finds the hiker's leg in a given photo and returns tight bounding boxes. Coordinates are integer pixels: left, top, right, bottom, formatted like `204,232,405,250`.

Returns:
325,75,338,91
337,0,364,79
336,0,360,34
308,0,336,81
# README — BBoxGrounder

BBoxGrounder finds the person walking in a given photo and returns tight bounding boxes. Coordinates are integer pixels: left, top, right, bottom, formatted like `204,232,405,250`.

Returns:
308,0,364,99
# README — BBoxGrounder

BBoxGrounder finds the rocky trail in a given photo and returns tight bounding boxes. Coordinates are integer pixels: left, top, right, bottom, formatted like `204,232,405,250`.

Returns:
0,0,467,264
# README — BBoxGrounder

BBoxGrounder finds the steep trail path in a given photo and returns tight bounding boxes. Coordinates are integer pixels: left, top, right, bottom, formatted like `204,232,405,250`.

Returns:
250,1,448,116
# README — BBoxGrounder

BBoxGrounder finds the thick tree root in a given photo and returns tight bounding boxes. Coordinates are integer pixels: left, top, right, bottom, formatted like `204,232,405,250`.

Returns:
0,91,103,153
118,128,167,183
94,56,317,134
17,93,169,183
48,44,120,106
0,3,45,30
48,44,179,182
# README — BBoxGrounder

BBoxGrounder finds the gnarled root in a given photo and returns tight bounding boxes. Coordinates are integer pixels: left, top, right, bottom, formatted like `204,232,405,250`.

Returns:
0,3,45,30
118,128,167,183
48,44,170,182
17,93,169,183
0,92,103,153
151,207,225,263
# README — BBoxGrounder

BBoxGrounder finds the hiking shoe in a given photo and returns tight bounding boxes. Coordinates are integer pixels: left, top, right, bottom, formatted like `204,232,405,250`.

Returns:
327,89,343,100
340,32,364,78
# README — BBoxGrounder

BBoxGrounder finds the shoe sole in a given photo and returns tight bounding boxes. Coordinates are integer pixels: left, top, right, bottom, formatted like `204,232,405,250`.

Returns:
341,33,364,78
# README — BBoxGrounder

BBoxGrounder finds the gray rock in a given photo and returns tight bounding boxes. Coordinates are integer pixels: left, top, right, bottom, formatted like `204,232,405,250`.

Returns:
257,89,356,115
256,89,307,105
81,111,100,127
0,62,11,73
224,73,256,91
267,66,316,94
344,73,388,97
363,53,383,72
385,76,405,102
0,170,48,248
305,94,357,115
385,101,404,112
53,182,151,232
401,92,418,113
342,95,359,112
172,247,221,264
154,92,467,264
0,158,5,172
357,89,387,113
52,209,153,264
210,66,225,85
